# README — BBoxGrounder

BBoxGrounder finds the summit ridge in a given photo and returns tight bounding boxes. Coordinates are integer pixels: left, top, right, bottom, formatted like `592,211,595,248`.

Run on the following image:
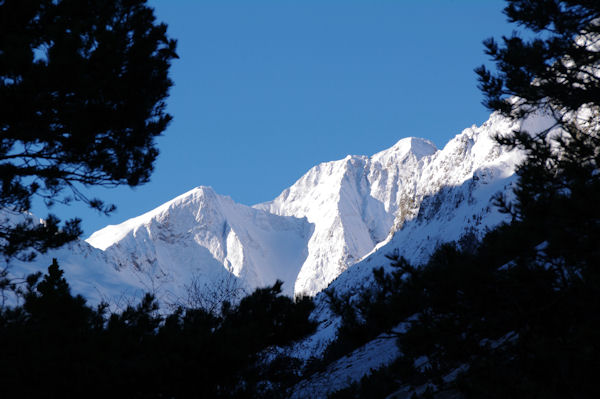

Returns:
9,110,526,302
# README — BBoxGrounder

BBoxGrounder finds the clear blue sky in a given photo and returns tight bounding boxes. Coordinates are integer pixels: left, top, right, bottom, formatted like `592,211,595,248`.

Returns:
38,0,516,237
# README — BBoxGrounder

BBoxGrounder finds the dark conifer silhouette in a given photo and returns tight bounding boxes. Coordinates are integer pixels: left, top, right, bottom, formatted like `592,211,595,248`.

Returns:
0,0,178,261
329,1,600,397
475,0,600,280
0,261,316,398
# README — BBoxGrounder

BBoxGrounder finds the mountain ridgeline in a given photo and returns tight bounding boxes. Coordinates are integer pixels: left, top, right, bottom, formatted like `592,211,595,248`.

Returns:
3,106,597,399
8,109,542,305
3,0,598,397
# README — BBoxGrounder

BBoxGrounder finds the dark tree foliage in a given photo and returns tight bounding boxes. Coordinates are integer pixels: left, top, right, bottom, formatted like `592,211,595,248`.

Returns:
475,0,600,260
475,0,599,119
0,262,316,398
475,0,600,320
330,222,600,398
0,0,178,261
329,1,600,398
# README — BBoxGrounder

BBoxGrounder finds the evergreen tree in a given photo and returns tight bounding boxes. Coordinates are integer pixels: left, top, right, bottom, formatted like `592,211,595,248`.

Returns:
329,2,600,397
475,1,600,273
0,262,317,398
0,0,178,261
409,1,600,396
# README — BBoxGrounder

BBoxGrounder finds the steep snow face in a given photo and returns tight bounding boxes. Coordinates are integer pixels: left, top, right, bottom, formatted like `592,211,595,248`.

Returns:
284,113,549,395
80,110,523,300
324,112,524,297
9,110,526,305
87,187,313,298
256,137,438,296
285,112,526,365
256,112,524,296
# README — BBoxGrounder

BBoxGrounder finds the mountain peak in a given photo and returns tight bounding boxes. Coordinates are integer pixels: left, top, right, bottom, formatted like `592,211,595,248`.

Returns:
86,185,223,250
374,137,437,161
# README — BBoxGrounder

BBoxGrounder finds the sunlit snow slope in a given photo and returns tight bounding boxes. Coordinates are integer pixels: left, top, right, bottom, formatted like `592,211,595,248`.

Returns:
87,186,312,298
7,110,539,303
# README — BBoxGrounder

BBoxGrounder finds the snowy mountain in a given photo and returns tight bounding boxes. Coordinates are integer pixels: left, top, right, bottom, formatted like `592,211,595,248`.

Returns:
255,137,437,296
320,111,526,298
256,111,525,296
285,110,559,398
6,110,542,308
88,186,312,298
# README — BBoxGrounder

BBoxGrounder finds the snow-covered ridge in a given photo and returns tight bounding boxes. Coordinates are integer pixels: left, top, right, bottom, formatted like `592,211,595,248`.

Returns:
255,114,524,296
255,136,439,295
322,113,524,297
8,110,528,304
88,186,313,298
87,186,218,251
